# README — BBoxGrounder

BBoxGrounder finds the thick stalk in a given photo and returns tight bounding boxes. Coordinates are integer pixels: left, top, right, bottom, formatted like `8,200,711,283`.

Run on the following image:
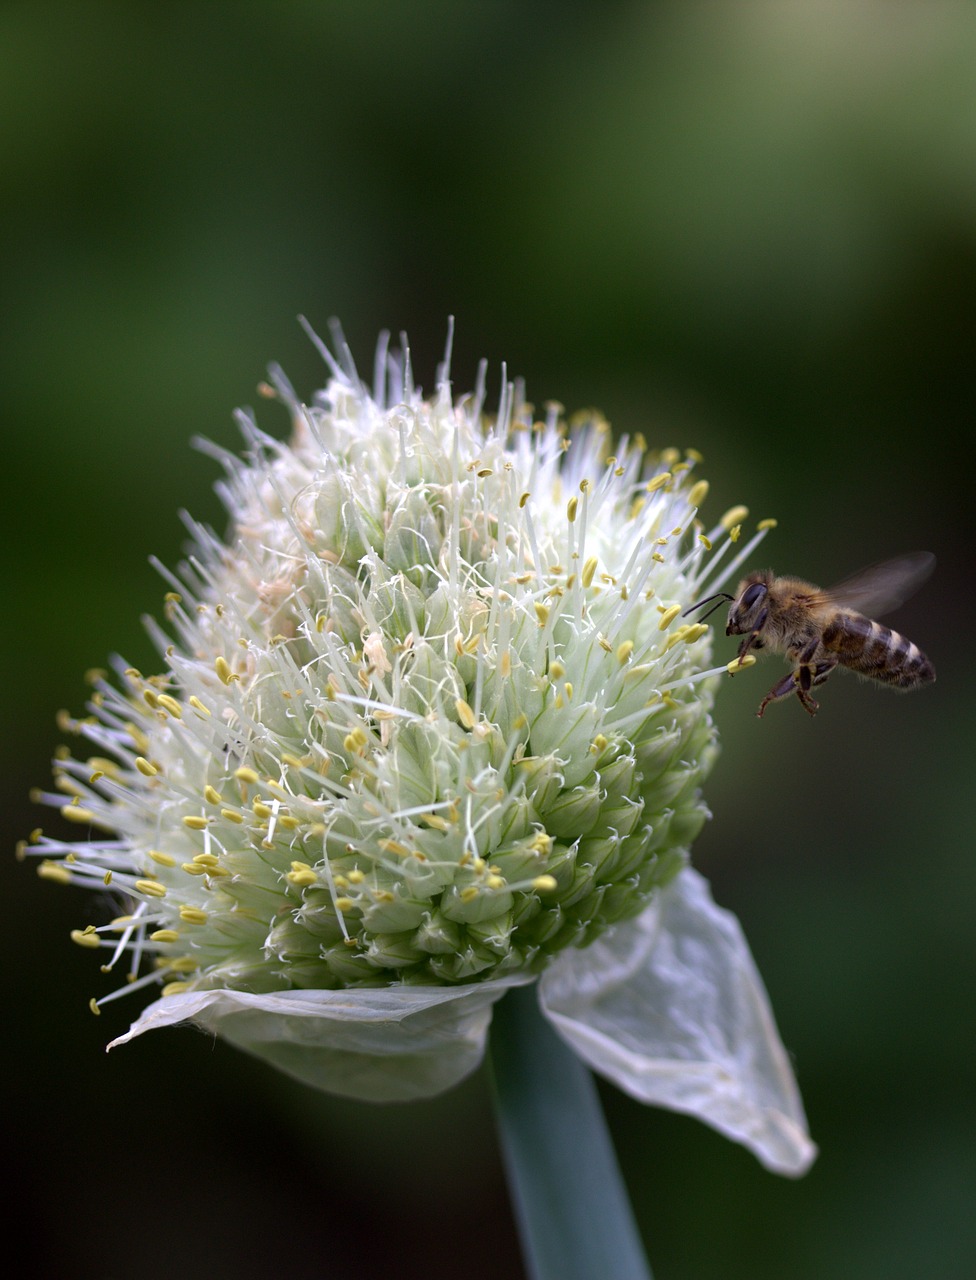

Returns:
487,984,653,1280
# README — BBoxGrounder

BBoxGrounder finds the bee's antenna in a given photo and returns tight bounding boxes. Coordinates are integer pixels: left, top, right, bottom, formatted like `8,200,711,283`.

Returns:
682,592,734,621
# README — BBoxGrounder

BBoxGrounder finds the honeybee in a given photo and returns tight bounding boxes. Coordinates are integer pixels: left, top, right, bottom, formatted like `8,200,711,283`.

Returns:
688,552,936,717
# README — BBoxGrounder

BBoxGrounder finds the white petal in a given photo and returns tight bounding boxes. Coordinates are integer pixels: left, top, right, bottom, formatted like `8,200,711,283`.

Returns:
109,977,531,1101
538,867,816,1176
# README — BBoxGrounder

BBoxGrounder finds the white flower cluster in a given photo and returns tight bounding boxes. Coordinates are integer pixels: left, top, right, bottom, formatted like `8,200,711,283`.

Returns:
26,324,813,1175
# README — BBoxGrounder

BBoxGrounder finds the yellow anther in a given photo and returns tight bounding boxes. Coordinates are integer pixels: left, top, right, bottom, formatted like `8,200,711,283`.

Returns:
135,879,167,898
658,604,681,630
150,929,181,943
652,552,665,563
685,447,704,463
347,869,366,884
757,518,778,531
234,767,259,785
567,496,578,522
534,603,550,627
727,654,757,674
699,534,712,550
334,897,354,913
499,649,512,678
286,863,318,887
148,850,176,868
687,479,709,508
103,870,113,885
647,472,671,493
486,874,506,890
530,833,554,855
180,862,207,876
60,805,95,824
683,623,708,643
252,801,273,819
460,886,479,903
279,815,300,830
729,524,742,543
591,734,608,754
162,981,192,997
215,656,234,684
164,591,182,604
89,999,101,1016
455,698,477,730
220,808,244,824
143,689,160,709
200,785,220,805
720,505,749,530
280,752,305,769
379,838,410,855
617,640,634,664
87,758,118,778
549,661,565,679
71,928,101,949
581,556,598,588
192,852,219,867
182,815,210,830
178,906,208,925
420,813,449,831
157,694,182,718
135,756,158,777
563,682,573,701
533,874,558,893
159,956,197,973
89,769,104,784
519,491,530,508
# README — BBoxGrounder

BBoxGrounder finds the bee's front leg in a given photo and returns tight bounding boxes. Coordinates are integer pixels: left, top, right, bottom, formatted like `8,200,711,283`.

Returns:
735,609,768,661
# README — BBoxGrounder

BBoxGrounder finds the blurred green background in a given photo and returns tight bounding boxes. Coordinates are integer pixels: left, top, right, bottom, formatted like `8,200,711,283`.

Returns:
4,4,973,1278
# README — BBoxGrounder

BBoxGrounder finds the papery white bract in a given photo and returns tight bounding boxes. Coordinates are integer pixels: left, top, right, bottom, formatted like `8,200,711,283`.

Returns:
27,321,812,1175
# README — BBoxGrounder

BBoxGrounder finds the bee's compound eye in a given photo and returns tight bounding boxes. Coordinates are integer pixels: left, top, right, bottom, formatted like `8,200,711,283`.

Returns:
741,582,766,610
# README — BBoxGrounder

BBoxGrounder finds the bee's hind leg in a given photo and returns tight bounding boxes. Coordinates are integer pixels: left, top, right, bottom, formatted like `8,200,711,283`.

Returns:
758,657,837,718
779,658,838,717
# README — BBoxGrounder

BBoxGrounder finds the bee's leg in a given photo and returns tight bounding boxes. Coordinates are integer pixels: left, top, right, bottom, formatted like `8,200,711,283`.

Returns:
736,609,768,661
757,670,803,717
795,638,820,694
793,659,838,715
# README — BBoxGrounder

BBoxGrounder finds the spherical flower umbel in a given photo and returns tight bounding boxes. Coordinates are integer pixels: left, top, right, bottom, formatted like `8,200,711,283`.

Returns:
27,321,814,1176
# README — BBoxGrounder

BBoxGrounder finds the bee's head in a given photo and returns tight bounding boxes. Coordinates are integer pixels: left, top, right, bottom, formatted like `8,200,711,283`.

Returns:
727,572,771,636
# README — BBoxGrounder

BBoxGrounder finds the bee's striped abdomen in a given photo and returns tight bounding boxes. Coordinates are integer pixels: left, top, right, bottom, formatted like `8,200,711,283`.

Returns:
822,612,935,688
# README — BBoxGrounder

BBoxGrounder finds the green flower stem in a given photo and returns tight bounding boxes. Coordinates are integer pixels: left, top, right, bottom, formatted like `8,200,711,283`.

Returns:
487,985,653,1280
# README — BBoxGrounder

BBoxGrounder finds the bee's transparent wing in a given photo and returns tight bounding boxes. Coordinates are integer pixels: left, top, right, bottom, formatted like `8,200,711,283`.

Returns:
819,551,935,616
